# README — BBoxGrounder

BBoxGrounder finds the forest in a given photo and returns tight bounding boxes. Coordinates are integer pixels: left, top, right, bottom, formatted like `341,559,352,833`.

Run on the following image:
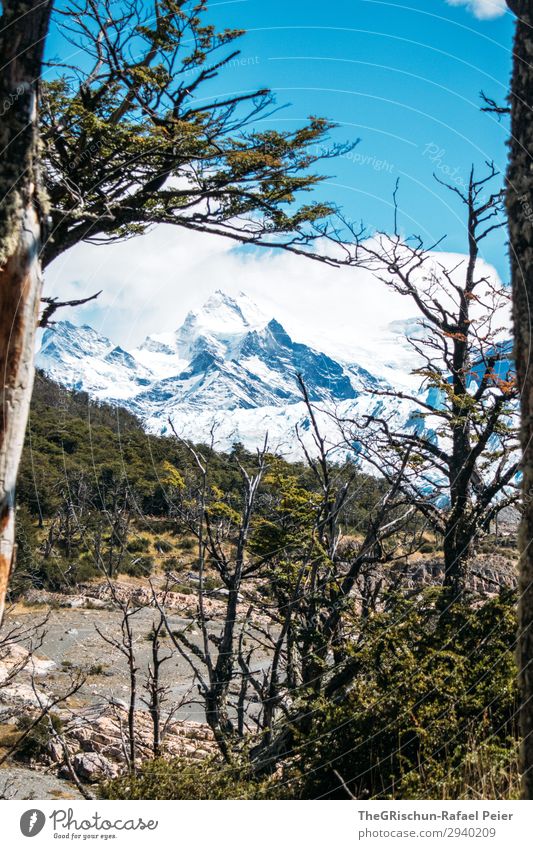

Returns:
0,370,517,800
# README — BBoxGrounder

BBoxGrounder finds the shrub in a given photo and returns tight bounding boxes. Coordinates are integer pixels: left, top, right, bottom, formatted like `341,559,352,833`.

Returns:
127,536,151,554
163,555,185,572
145,626,168,641
100,757,284,800
169,583,195,596
72,560,101,583
86,662,108,676
14,713,63,763
36,556,82,592
288,590,519,800
122,555,154,577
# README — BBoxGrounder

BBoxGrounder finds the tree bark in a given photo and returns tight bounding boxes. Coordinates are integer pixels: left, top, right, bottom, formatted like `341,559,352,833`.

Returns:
506,0,533,800
0,2,52,624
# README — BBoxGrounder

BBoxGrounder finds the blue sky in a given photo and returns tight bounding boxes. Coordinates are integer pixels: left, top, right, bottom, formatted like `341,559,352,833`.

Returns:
44,0,516,346
204,0,513,278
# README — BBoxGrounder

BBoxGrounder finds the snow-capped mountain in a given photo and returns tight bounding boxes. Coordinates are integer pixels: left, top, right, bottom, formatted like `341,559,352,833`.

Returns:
36,290,414,456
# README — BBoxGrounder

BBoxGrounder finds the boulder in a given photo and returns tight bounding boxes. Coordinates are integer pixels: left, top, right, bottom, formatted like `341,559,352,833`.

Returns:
71,752,120,782
0,643,55,683
47,739,65,764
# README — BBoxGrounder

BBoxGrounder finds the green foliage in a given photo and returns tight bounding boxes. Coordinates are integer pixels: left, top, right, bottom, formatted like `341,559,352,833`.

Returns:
287,590,519,800
127,536,152,554
14,372,381,599
122,555,155,578
203,574,223,592
101,593,519,801
11,505,41,596
100,756,284,800
169,584,195,596
86,663,108,677
13,376,519,801
252,460,324,576
40,0,351,267
159,461,185,492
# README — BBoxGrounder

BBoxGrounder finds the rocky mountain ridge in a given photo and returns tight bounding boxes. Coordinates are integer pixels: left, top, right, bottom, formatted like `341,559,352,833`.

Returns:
37,289,409,455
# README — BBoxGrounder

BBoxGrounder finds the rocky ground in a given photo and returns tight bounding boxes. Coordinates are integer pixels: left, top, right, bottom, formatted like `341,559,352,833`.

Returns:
0,764,84,800
0,577,276,798
387,552,517,594
0,552,517,799
6,604,221,722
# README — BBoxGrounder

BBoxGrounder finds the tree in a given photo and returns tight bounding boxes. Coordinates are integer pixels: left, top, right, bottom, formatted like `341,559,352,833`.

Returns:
248,384,421,772
40,0,352,266
161,429,269,759
0,1,53,626
0,0,353,622
95,590,142,773
505,0,533,801
336,168,519,598
141,611,174,758
161,388,418,768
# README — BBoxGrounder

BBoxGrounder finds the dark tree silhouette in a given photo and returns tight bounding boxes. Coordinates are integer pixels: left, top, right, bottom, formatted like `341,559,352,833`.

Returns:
505,0,533,800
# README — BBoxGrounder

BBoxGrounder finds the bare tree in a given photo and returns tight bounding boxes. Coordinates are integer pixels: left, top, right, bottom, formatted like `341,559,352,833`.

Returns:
248,385,421,771
334,167,519,597
95,591,142,773
505,0,533,801
160,428,269,759
141,609,174,757
94,582,192,766
160,390,419,770
0,611,85,770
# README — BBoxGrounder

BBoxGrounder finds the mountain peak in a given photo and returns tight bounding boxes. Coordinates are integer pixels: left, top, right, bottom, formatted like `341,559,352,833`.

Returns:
172,290,269,360
40,320,112,358
189,290,267,335
35,290,391,454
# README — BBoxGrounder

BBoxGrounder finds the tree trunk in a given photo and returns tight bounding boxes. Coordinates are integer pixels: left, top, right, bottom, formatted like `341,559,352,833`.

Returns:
506,0,533,801
0,1,52,624
442,509,473,599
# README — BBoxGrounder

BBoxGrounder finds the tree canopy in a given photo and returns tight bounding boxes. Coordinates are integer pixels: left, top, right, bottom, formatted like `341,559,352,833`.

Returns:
41,0,354,266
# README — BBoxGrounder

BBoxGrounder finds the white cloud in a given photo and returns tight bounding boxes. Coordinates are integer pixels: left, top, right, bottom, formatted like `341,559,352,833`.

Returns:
446,0,507,19
43,225,506,387
45,225,410,355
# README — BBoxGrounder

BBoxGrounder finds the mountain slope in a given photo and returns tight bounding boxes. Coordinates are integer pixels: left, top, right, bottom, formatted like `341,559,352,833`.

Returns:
37,291,401,455
36,291,428,457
